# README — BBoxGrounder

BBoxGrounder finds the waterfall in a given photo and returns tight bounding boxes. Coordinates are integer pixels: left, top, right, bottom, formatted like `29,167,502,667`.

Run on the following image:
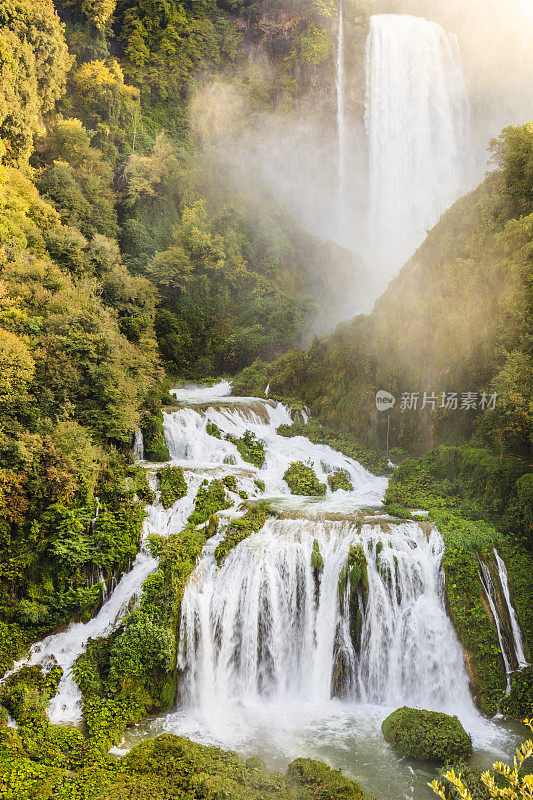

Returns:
336,0,346,234
133,427,144,460
178,518,474,715
365,14,471,278
493,549,528,669
478,549,528,690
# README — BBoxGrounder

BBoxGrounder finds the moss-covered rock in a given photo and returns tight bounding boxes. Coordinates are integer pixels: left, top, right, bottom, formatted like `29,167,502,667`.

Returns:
500,665,533,719
228,430,266,468
156,465,187,509
381,707,472,763
311,539,324,572
327,468,353,492
214,503,272,566
283,462,326,496
188,479,231,526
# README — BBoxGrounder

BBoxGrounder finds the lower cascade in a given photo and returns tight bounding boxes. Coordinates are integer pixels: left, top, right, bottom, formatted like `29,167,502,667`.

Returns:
178,518,474,714
6,384,524,799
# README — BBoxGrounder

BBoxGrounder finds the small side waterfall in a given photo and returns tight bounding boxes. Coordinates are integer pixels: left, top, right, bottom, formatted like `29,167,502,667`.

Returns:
178,519,475,715
478,550,528,690
493,549,528,669
133,426,144,460
336,0,346,234
365,14,471,277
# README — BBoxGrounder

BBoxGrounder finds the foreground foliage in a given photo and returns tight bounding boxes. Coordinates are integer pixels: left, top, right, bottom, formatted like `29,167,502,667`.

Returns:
430,720,532,800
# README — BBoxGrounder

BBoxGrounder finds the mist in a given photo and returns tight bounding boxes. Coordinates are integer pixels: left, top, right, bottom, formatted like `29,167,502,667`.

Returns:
189,0,533,328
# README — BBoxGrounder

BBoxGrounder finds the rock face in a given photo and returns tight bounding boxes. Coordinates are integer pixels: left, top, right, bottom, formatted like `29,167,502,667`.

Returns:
381,707,472,764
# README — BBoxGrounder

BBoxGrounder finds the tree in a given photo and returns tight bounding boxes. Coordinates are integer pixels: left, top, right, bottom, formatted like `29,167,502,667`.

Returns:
0,329,34,409
0,0,71,164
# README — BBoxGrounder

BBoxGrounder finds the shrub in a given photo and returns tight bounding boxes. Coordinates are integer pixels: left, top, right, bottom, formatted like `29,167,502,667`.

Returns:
327,468,353,492
382,707,472,763
283,462,326,496
228,430,265,468
214,502,272,566
188,479,231,527
156,466,187,510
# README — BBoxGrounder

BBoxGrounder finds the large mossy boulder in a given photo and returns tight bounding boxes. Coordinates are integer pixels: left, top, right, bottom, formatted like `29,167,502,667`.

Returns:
381,707,472,763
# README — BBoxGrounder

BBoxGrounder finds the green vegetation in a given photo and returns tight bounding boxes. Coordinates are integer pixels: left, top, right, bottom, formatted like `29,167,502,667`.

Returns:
275,420,391,476
283,461,326,496
0,668,370,799
214,502,272,566
206,422,222,439
500,666,533,718
328,468,353,492
73,523,207,750
311,539,324,572
156,465,187,509
228,429,266,468
338,543,368,604
381,707,472,764
385,446,533,715
188,479,232,526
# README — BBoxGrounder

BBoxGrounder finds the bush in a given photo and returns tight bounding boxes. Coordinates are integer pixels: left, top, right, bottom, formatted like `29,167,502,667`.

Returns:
214,503,272,566
327,468,353,492
228,430,265,468
283,462,326,496
156,466,187,510
188,479,231,526
381,707,472,763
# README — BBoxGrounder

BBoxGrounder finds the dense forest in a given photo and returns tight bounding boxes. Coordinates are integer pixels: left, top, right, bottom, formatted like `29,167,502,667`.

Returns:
0,0,531,798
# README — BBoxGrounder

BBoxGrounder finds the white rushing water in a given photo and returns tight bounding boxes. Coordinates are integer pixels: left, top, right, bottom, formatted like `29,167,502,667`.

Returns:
8,382,522,799
9,473,202,723
365,14,471,279
493,549,528,670
336,0,346,235
178,518,474,714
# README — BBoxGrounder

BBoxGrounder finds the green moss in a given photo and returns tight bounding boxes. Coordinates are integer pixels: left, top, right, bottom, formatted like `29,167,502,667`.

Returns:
327,469,353,492
381,707,472,764
228,430,266,468
338,544,368,600
437,761,491,800
73,525,207,751
499,665,533,719
156,465,187,509
311,539,324,572
206,422,221,439
283,462,326,496
277,421,390,476
214,503,272,566
254,478,265,493
188,479,231,527
384,446,533,715
286,755,368,798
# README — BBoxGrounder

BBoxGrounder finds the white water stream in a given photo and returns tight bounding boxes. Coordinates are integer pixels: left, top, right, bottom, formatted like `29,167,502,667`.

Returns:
365,14,471,278
7,383,525,799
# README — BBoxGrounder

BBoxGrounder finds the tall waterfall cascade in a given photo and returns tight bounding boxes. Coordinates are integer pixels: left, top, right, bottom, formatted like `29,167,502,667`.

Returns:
365,14,471,276
336,0,346,235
